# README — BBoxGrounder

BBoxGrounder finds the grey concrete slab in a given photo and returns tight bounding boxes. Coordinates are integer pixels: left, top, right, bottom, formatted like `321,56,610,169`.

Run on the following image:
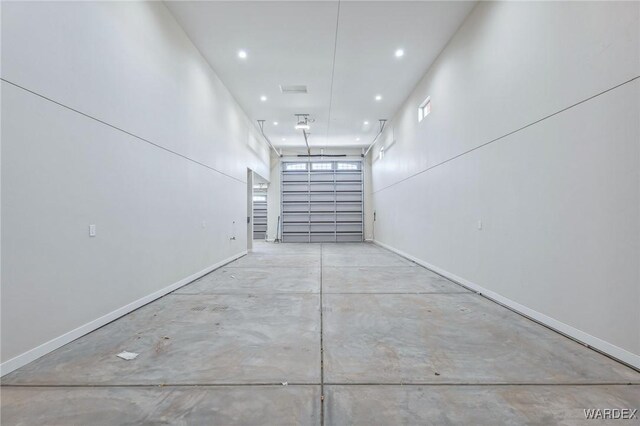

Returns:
321,243,388,254
323,266,469,294
1,385,320,426
4,242,638,424
3,294,320,385
228,253,321,268
323,293,640,384
252,242,322,255
324,385,640,425
322,252,415,267
175,266,320,294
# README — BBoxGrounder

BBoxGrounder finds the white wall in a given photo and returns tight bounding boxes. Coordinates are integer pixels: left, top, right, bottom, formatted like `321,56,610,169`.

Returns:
371,1,640,367
1,1,270,372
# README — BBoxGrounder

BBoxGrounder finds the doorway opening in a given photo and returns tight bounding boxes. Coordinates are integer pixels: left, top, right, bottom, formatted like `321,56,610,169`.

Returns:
253,175,268,241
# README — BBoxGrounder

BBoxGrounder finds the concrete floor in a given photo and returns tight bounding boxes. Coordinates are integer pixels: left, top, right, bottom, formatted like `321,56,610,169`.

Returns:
2,242,639,424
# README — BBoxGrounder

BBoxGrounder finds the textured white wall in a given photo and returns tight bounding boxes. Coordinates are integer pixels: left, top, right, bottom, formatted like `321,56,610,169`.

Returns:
1,2,270,368
371,1,640,366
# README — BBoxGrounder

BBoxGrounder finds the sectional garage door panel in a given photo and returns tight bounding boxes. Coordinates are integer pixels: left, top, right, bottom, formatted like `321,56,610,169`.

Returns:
281,160,363,243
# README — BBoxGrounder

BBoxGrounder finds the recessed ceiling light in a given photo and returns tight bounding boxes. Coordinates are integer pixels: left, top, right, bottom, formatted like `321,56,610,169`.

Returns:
238,50,247,59
282,138,286,141
273,121,278,126
260,95,267,102
375,95,382,101
364,121,369,125
395,48,404,58
356,137,360,141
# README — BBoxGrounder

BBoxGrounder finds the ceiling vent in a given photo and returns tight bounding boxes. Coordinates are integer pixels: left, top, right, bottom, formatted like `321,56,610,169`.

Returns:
280,85,308,94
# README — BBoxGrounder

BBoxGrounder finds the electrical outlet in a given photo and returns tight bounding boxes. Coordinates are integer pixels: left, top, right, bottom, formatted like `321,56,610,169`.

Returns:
89,224,96,237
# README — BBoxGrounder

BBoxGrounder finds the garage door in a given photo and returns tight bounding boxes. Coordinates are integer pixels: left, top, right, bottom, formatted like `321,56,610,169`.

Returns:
281,159,363,243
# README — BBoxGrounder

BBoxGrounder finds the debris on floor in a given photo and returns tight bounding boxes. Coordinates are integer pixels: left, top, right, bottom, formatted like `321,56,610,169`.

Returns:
162,336,170,340
282,381,288,386
434,372,440,376
116,351,139,361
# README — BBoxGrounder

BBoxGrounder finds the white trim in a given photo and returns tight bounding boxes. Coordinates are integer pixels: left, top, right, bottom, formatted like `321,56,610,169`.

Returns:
373,239,640,370
0,251,247,376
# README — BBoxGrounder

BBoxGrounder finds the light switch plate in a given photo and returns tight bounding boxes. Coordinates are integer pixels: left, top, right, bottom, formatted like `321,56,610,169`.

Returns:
89,224,96,237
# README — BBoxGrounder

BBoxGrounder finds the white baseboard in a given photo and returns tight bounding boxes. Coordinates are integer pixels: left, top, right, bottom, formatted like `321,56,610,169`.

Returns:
0,251,247,376
373,239,640,370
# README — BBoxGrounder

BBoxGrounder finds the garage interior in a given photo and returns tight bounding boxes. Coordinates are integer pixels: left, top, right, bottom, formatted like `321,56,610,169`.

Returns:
1,1,639,424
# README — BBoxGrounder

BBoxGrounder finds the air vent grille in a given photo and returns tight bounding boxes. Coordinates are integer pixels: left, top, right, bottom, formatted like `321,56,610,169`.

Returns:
280,85,308,94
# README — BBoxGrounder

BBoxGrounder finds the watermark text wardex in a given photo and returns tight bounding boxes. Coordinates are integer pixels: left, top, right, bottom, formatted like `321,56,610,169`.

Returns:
584,409,638,420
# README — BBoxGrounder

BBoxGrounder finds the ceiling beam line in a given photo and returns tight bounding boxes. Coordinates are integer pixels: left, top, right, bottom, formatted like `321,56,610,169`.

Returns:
324,0,341,149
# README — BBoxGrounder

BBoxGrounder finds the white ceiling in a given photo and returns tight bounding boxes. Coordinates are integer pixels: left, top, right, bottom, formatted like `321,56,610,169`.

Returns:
165,1,476,149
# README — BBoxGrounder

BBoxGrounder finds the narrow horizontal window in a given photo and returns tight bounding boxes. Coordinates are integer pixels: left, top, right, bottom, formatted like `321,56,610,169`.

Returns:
311,163,332,170
337,163,358,170
418,96,431,122
285,163,307,171
253,196,266,202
